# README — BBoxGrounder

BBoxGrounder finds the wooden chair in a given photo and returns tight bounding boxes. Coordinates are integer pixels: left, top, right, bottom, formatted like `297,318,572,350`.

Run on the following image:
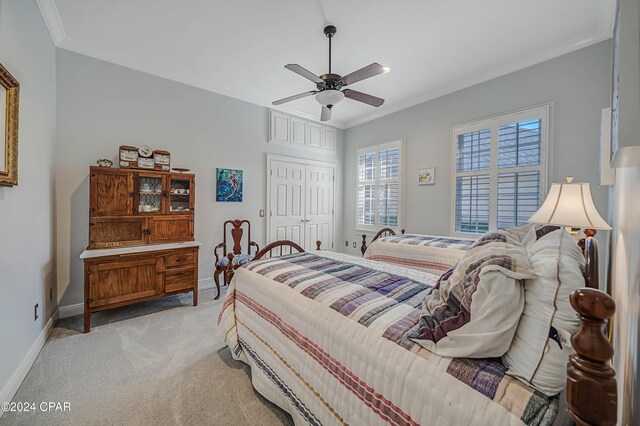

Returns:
213,220,259,299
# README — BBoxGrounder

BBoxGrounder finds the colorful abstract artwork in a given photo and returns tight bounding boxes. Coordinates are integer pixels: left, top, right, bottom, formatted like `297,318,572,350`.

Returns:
216,168,243,202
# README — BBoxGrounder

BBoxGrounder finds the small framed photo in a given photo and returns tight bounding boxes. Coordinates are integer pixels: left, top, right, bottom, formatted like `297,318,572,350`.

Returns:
418,167,435,185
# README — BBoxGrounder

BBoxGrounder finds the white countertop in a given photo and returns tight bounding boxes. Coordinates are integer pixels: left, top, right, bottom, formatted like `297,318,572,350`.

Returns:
80,241,201,259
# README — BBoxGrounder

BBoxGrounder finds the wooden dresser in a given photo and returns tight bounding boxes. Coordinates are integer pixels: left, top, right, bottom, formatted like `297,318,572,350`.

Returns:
80,167,198,332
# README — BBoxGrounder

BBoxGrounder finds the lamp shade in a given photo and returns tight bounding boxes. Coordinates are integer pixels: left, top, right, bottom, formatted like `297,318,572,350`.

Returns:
315,89,344,106
529,180,611,230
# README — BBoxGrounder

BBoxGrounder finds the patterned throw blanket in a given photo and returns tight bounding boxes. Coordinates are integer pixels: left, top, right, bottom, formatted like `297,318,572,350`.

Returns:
224,252,558,425
378,234,476,250
364,234,476,275
409,228,537,357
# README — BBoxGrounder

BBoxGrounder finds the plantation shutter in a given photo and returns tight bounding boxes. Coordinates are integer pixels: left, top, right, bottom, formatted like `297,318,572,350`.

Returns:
453,106,548,235
357,152,376,226
454,130,491,233
378,147,400,227
357,141,402,229
497,119,543,228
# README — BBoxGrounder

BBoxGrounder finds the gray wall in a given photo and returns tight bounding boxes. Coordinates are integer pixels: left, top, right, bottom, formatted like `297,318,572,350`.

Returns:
608,4,640,420
55,49,344,307
342,41,613,256
0,0,57,400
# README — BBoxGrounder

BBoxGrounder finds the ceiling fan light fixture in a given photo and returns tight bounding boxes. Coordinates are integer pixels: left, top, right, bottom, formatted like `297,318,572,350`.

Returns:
383,66,392,74
315,89,344,106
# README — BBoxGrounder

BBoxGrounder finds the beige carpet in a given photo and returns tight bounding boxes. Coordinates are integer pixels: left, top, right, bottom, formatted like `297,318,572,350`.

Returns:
0,289,293,426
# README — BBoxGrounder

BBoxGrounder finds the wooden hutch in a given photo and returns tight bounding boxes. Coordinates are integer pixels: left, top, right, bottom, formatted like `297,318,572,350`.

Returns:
80,166,198,332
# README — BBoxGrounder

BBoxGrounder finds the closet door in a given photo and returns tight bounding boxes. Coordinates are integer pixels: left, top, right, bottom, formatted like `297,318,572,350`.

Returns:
269,160,306,248
305,165,334,251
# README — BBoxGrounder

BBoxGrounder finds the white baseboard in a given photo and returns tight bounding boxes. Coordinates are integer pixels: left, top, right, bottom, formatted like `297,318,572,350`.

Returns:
58,277,217,319
0,312,57,417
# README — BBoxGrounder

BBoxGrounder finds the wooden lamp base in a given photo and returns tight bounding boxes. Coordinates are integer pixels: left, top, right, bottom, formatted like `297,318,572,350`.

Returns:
578,228,597,255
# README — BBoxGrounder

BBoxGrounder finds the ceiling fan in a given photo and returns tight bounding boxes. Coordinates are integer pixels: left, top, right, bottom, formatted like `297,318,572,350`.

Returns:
273,25,388,122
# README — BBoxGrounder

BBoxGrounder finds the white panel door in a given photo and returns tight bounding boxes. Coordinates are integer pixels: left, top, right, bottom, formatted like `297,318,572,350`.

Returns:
323,127,336,151
307,122,323,149
304,165,334,251
290,117,307,147
270,161,305,248
270,111,290,144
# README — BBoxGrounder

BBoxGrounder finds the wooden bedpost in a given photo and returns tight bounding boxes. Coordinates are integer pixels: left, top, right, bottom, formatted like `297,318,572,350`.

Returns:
566,288,617,426
361,234,368,256
316,241,321,251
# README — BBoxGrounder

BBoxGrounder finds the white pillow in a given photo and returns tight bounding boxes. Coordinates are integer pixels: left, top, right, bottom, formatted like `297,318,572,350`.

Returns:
502,229,585,396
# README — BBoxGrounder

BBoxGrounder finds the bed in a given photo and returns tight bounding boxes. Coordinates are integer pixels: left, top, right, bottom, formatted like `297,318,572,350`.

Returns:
361,230,476,275
218,238,616,426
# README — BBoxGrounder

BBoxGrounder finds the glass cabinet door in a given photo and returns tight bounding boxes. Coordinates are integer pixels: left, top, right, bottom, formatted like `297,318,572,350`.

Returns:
168,176,192,213
136,174,164,214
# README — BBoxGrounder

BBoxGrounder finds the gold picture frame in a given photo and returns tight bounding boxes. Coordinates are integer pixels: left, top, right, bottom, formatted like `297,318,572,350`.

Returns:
0,62,20,187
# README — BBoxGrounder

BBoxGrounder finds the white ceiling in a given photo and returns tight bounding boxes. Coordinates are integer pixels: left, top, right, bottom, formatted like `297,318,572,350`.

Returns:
40,0,615,128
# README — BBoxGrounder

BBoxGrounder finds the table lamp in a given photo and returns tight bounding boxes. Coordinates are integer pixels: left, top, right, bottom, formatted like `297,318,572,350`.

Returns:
530,176,611,237
529,177,611,286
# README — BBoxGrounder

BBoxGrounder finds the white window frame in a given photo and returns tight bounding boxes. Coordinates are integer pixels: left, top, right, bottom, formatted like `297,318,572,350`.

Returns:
356,139,404,232
450,104,552,237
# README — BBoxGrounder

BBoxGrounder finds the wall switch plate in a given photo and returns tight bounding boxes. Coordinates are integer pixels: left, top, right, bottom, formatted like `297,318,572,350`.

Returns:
352,242,356,248
259,210,265,217
34,303,39,321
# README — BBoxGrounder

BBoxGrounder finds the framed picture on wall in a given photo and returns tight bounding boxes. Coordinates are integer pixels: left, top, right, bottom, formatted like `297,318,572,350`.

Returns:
418,167,435,185
216,168,243,202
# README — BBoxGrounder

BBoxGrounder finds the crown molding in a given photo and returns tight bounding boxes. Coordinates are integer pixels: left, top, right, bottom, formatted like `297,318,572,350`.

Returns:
36,0,66,45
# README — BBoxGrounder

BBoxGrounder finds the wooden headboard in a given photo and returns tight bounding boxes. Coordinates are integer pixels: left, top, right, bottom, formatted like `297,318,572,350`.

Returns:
360,228,405,256
566,234,617,425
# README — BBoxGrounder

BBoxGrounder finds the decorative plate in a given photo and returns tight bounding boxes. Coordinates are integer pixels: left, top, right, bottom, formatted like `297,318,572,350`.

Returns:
138,145,153,158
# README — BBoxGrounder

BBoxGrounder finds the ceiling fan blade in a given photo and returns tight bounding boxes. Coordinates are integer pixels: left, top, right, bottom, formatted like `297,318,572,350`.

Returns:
321,106,332,122
340,63,385,86
285,64,323,84
272,91,317,105
344,89,385,107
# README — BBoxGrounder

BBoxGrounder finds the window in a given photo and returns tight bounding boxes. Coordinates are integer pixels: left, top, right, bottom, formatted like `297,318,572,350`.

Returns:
357,140,403,230
452,105,549,235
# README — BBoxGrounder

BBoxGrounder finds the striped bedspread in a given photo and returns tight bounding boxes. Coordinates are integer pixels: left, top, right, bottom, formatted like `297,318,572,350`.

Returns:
364,234,476,275
218,251,559,426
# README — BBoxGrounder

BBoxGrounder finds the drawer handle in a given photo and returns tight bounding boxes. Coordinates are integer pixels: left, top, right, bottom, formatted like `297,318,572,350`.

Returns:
175,257,186,262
